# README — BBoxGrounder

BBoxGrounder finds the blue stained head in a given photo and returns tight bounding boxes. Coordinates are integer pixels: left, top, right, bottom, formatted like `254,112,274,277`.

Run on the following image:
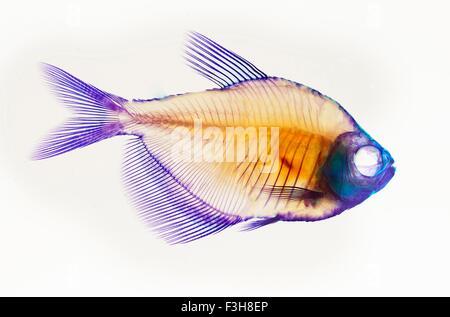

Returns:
322,130,395,208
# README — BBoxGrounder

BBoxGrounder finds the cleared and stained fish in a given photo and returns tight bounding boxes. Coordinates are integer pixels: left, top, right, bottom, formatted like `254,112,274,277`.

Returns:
33,32,395,244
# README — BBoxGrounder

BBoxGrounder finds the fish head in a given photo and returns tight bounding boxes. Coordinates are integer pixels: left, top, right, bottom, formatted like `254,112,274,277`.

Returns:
322,130,395,207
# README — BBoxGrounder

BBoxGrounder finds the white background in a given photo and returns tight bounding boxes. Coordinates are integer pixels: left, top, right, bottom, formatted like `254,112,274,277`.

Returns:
1,0,449,296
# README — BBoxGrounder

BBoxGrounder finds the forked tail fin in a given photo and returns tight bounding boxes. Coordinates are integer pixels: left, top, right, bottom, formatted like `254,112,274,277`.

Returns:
32,63,128,160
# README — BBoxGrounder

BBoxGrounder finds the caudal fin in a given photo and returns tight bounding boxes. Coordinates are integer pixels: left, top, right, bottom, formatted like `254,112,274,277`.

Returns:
33,63,128,160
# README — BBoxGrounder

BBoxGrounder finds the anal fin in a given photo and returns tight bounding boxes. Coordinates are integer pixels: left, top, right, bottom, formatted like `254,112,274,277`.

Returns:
123,137,243,244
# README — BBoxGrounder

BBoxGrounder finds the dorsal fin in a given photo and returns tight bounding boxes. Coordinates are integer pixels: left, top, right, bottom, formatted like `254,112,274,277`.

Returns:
184,31,267,88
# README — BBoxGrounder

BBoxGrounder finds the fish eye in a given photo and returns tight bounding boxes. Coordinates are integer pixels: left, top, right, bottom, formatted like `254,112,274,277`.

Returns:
353,145,382,177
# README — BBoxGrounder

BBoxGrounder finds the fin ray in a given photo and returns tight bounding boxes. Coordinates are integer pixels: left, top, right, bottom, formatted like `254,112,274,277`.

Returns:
123,137,243,244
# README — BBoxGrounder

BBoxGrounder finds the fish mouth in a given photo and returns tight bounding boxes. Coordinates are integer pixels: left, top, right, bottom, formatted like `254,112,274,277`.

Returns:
377,165,396,190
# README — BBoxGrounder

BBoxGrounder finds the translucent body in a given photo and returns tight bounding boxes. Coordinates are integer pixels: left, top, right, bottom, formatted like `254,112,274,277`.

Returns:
121,78,357,220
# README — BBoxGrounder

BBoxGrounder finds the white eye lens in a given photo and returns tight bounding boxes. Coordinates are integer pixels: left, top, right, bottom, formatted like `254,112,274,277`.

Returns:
354,146,382,177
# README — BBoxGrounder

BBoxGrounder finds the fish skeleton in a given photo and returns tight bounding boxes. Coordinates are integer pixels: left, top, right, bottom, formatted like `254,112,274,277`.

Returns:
33,31,395,244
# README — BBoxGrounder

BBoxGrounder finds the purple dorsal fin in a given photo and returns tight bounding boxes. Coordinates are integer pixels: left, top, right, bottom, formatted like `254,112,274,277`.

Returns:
184,31,267,88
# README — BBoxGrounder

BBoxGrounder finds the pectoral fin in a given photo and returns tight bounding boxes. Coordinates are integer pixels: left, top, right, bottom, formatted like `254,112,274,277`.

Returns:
262,185,324,202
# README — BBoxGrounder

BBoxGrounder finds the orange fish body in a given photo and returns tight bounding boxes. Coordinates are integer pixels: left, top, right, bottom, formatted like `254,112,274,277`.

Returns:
123,79,356,220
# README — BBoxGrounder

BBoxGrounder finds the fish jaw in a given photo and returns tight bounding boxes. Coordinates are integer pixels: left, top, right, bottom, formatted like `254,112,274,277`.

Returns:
374,164,396,193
